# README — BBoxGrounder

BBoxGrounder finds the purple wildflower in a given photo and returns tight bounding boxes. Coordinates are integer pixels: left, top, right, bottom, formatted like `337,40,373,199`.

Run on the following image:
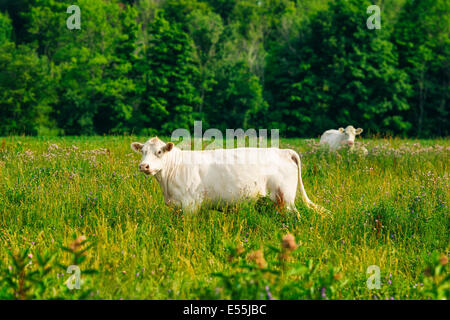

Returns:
321,287,328,299
265,286,274,300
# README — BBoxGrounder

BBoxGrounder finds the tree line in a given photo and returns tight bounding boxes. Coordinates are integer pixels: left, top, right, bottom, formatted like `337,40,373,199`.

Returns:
0,0,448,137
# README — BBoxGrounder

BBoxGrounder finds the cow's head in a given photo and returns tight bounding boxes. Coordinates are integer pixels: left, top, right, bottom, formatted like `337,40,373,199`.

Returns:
131,137,174,175
339,126,363,147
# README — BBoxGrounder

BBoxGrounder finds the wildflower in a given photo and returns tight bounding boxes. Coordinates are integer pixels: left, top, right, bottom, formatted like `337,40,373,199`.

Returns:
282,233,297,251
333,273,343,281
440,254,448,266
48,144,60,151
28,253,33,259
69,235,86,251
321,287,327,299
265,286,274,300
248,249,267,269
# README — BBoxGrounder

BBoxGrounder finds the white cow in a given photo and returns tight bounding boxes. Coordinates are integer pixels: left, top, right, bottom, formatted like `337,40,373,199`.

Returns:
131,137,329,218
320,125,363,152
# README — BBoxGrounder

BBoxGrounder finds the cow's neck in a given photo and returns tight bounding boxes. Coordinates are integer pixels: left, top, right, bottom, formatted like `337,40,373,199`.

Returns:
155,149,180,200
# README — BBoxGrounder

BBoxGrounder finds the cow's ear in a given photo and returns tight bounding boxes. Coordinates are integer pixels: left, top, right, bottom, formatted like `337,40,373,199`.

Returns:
339,128,344,133
131,142,144,153
355,128,363,135
163,142,174,152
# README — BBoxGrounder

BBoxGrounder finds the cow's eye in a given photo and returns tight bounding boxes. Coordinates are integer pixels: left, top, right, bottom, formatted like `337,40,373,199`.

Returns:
157,150,162,155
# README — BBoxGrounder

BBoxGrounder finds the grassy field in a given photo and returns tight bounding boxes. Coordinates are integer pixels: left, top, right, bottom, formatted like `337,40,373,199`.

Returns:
0,136,448,300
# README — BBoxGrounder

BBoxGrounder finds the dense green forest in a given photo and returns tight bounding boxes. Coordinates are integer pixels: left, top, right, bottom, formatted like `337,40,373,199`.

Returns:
0,0,448,137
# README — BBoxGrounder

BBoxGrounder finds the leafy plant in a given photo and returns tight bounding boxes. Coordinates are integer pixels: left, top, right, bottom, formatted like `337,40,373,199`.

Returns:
0,236,98,300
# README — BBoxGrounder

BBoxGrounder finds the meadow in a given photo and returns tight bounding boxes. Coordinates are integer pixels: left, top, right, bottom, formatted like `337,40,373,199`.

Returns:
0,136,448,300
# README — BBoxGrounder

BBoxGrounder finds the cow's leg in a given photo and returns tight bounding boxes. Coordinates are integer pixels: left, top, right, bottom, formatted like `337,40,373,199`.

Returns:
283,187,301,220
267,178,299,219
286,203,301,220
181,200,201,215
275,187,285,209
267,185,284,212
267,185,297,219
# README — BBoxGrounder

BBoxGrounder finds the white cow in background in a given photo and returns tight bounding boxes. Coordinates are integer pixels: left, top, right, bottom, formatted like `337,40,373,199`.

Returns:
131,137,329,218
320,125,366,154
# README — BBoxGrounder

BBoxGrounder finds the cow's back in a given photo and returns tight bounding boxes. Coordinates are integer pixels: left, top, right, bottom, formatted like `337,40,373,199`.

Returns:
320,130,344,150
320,129,340,141
169,147,298,206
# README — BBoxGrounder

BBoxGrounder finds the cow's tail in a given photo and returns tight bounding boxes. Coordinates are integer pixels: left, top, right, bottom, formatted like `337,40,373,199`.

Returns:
291,151,331,217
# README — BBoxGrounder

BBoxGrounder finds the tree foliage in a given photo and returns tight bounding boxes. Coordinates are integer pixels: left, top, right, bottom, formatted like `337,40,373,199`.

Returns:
0,0,447,137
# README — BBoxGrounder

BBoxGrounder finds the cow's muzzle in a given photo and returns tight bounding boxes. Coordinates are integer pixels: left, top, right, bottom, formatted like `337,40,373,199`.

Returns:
139,163,152,175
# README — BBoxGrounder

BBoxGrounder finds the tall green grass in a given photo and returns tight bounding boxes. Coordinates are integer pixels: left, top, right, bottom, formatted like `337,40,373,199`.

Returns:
0,136,448,299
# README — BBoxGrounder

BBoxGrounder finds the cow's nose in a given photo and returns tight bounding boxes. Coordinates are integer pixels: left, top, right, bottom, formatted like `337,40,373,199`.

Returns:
139,163,150,171
347,141,354,146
